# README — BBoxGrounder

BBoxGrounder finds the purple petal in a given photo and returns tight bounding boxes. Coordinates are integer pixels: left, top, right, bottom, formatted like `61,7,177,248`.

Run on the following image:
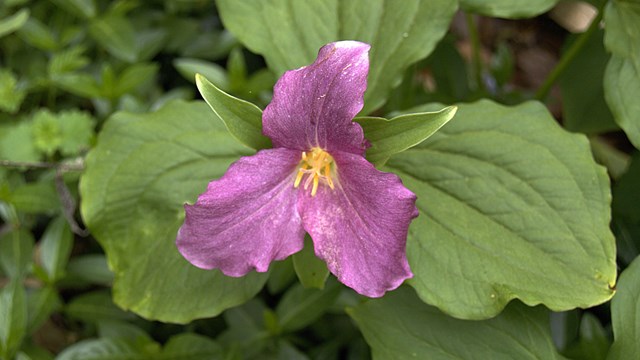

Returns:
176,148,305,276
298,152,417,297
263,41,370,155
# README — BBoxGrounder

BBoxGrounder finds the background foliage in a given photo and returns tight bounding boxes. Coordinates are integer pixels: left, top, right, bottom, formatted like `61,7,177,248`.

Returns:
0,0,638,359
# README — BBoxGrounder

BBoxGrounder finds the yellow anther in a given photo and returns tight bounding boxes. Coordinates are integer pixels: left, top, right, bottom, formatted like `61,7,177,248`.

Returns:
293,147,335,196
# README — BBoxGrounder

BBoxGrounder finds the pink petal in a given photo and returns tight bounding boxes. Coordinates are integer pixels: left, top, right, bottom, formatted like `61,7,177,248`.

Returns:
263,41,370,155
298,151,417,297
176,148,305,276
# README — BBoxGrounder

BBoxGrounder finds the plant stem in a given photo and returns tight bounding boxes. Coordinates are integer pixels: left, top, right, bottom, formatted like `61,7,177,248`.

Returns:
534,6,604,101
465,13,484,91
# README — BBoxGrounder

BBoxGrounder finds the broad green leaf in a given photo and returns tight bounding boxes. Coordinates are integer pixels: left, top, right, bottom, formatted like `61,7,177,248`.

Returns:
162,333,223,360
560,30,617,134
0,229,34,279
217,0,457,113
175,58,229,90
89,15,137,63
196,74,271,150
26,286,61,333
0,9,29,38
0,69,26,113
604,0,640,149
50,0,97,18
460,0,558,18
65,290,135,323
39,216,73,283
0,281,27,360
349,286,563,359
608,256,640,360
388,100,616,319
79,100,267,322
56,338,159,360
292,235,329,289
275,280,341,332
356,106,457,166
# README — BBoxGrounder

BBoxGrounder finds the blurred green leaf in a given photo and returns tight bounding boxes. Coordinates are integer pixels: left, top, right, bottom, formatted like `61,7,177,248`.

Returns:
356,106,457,166
276,281,341,332
79,101,267,323
0,122,40,162
57,110,96,156
174,58,229,90
266,258,296,294
9,181,60,215
114,63,158,97
349,286,563,359
17,17,58,51
0,229,34,279
460,0,557,18
97,320,153,344
0,8,29,38
392,100,616,319
89,15,137,63
560,29,617,134
56,338,159,360
604,0,640,149
608,255,640,359
51,73,102,99
39,216,73,283
612,153,640,265
32,110,63,157
217,0,457,113
26,286,61,333
0,281,27,360
50,0,96,18
196,74,270,150
564,313,610,360
0,69,26,113
292,236,329,290
47,46,90,76
65,290,135,324
65,254,114,286
162,333,223,360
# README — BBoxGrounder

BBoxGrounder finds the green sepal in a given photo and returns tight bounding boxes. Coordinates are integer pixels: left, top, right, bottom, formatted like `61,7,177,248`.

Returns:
196,74,271,150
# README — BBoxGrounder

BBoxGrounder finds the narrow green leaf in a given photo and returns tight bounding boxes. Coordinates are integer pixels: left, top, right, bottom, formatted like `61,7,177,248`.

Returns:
608,256,640,360
89,15,137,63
292,235,329,290
389,100,616,319
612,153,640,266
9,181,60,215
356,106,456,166
196,74,271,150
603,0,640,149
267,258,296,294
217,0,457,113
564,313,610,360
0,9,29,38
65,254,114,286
51,73,102,99
97,320,153,344
174,58,229,90
0,281,27,360
349,286,563,359
460,0,557,18
79,101,267,323
39,216,73,283
276,281,341,332
0,229,34,279
17,17,58,51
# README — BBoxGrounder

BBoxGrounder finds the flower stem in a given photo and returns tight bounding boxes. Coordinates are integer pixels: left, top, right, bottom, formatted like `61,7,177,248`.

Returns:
465,13,484,91
534,6,604,101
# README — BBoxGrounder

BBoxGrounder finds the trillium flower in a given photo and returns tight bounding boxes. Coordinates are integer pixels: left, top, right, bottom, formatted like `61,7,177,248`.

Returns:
177,41,418,297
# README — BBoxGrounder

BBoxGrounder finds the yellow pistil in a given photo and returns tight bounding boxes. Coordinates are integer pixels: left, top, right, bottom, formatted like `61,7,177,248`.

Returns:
293,147,335,196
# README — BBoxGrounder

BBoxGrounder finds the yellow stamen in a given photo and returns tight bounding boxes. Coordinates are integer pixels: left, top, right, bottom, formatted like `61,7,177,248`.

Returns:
293,147,335,196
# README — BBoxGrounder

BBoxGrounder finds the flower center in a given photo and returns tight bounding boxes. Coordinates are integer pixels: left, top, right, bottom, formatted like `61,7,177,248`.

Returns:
293,147,335,196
